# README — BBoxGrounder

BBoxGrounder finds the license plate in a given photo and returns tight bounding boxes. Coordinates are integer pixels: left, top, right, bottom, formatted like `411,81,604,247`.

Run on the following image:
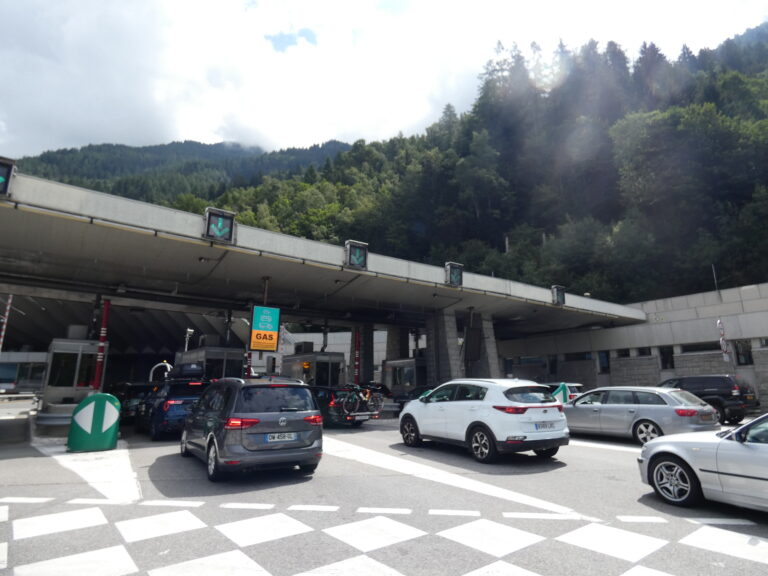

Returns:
535,422,555,430
266,432,297,442
746,395,754,401
701,413,714,421
356,415,369,421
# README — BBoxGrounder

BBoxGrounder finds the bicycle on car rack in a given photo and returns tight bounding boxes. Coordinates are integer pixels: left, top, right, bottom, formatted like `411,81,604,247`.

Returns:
341,383,384,415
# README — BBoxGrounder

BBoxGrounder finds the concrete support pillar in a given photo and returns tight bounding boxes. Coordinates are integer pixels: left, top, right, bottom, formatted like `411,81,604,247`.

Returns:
349,324,375,385
386,326,410,360
425,310,462,387
465,314,502,379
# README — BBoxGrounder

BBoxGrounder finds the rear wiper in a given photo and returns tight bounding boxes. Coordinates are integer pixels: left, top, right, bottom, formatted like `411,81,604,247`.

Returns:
280,407,299,412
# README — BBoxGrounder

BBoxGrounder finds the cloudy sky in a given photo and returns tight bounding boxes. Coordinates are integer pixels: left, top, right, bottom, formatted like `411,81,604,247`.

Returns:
2,0,767,159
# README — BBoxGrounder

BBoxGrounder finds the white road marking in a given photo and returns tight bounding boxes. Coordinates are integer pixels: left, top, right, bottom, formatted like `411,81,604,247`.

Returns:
287,504,340,512
293,554,406,576
67,498,132,505
148,550,271,576
568,439,641,453
13,544,137,576
462,560,543,576
620,567,676,576
680,525,768,564
323,436,574,514
140,499,205,508
556,523,668,562
13,507,107,540
0,497,52,504
357,507,411,515
216,512,313,547
503,512,590,521
429,509,481,517
220,502,275,510
115,510,206,543
617,515,668,523
33,440,141,502
438,518,545,558
686,517,756,526
323,515,426,553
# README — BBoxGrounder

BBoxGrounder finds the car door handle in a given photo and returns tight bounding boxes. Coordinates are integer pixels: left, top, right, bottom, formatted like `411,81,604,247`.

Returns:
627,409,636,413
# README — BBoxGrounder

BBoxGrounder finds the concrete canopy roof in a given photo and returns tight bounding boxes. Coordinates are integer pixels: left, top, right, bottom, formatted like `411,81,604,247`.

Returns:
0,174,646,354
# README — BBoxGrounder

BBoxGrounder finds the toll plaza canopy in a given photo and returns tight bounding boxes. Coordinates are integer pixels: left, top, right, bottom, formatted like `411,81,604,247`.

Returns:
0,173,646,355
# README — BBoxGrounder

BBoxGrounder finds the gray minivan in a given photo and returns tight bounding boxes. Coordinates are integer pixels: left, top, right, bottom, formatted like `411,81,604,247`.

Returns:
181,376,323,481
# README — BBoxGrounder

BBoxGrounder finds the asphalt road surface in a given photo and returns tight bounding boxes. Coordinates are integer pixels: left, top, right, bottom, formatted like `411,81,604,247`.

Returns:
1,416,766,576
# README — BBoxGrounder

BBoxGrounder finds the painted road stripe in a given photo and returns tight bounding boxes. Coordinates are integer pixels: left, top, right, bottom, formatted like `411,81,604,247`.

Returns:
13,544,137,576
438,519,545,557
680,525,768,564
67,498,133,506
556,523,668,562
503,512,591,521
33,440,141,502
287,504,340,512
357,507,411,515
324,515,426,553
686,517,755,526
13,507,108,540
323,436,575,514
568,439,641,454
428,509,481,517
148,550,271,576
617,515,668,523
220,503,275,510
216,512,313,547
140,499,205,508
0,497,53,504
115,510,206,543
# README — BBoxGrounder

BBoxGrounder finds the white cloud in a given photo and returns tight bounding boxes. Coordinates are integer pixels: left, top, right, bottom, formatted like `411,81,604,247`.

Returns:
1,0,766,158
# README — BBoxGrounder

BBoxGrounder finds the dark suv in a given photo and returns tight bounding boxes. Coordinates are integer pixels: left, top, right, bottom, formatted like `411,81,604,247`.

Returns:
181,376,323,481
659,374,760,424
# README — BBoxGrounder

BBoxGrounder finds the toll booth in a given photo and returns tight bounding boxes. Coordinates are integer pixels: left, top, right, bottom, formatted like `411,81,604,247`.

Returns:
281,351,347,387
382,356,427,397
175,346,248,380
36,337,107,427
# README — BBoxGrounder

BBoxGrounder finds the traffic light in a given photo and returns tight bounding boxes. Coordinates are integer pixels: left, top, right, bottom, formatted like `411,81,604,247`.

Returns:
445,262,463,287
0,157,15,196
203,207,236,244
551,285,565,306
344,240,368,269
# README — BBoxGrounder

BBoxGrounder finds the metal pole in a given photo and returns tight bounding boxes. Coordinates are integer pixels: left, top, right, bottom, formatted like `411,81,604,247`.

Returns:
91,299,110,390
0,294,12,353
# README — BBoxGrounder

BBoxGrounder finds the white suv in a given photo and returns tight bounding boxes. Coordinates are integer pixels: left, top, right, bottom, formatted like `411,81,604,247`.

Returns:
399,378,569,463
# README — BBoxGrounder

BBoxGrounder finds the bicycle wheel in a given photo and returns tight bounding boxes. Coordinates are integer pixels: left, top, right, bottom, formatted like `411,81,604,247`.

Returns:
367,392,383,412
341,391,360,414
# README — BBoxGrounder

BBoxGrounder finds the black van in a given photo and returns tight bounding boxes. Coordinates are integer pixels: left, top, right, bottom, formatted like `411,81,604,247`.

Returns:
659,374,760,424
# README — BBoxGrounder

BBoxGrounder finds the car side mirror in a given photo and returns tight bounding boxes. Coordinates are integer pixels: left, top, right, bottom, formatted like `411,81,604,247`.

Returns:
419,396,429,403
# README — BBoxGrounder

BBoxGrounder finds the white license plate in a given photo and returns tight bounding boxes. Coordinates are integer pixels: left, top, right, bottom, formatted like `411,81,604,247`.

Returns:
267,432,297,442
701,413,714,421
535,421,555,430
356,415,369,421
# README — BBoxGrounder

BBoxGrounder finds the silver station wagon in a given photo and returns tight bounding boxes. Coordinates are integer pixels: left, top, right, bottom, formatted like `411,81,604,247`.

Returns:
564,386,720,444
181,377,323,481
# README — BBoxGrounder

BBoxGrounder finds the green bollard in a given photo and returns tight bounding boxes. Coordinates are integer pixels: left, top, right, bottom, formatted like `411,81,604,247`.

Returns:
67,393,121,452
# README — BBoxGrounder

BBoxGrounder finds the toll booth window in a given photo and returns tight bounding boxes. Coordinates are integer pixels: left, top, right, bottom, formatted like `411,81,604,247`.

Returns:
48,352,78,387
77,354,97,387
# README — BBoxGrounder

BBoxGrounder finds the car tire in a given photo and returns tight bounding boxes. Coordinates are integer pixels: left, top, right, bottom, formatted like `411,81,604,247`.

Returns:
633,420,662,445
180,429,191,457
350,421,364,428
206,442,223,482
713,404,726,424
400,416,422,447
299,463,318,475
534,447,559,458
649,454,702,506
469,425,498,463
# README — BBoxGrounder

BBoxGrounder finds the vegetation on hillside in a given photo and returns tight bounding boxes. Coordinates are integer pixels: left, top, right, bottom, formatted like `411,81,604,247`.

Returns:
18,23,768,303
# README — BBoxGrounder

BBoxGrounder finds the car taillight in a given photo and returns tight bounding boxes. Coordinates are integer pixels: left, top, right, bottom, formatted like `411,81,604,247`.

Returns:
304,415,323,426
494,406,528,414
188,381,203,386
329,395,338,407
162,400,183,411
675,408,698,417
731,383,741,396
224,418,260,429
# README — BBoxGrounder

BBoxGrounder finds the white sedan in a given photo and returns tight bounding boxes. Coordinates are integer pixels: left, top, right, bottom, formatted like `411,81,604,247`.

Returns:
637,412,768,511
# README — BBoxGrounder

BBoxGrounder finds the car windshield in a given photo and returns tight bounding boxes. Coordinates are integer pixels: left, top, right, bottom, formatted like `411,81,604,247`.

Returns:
667,389,708,406
504,386,556,403
236,385,315,413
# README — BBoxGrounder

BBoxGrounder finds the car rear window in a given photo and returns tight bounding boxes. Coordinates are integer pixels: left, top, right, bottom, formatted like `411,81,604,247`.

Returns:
504,386,556,403
168,382,208,396
236,385,316,413
667,389,709,406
